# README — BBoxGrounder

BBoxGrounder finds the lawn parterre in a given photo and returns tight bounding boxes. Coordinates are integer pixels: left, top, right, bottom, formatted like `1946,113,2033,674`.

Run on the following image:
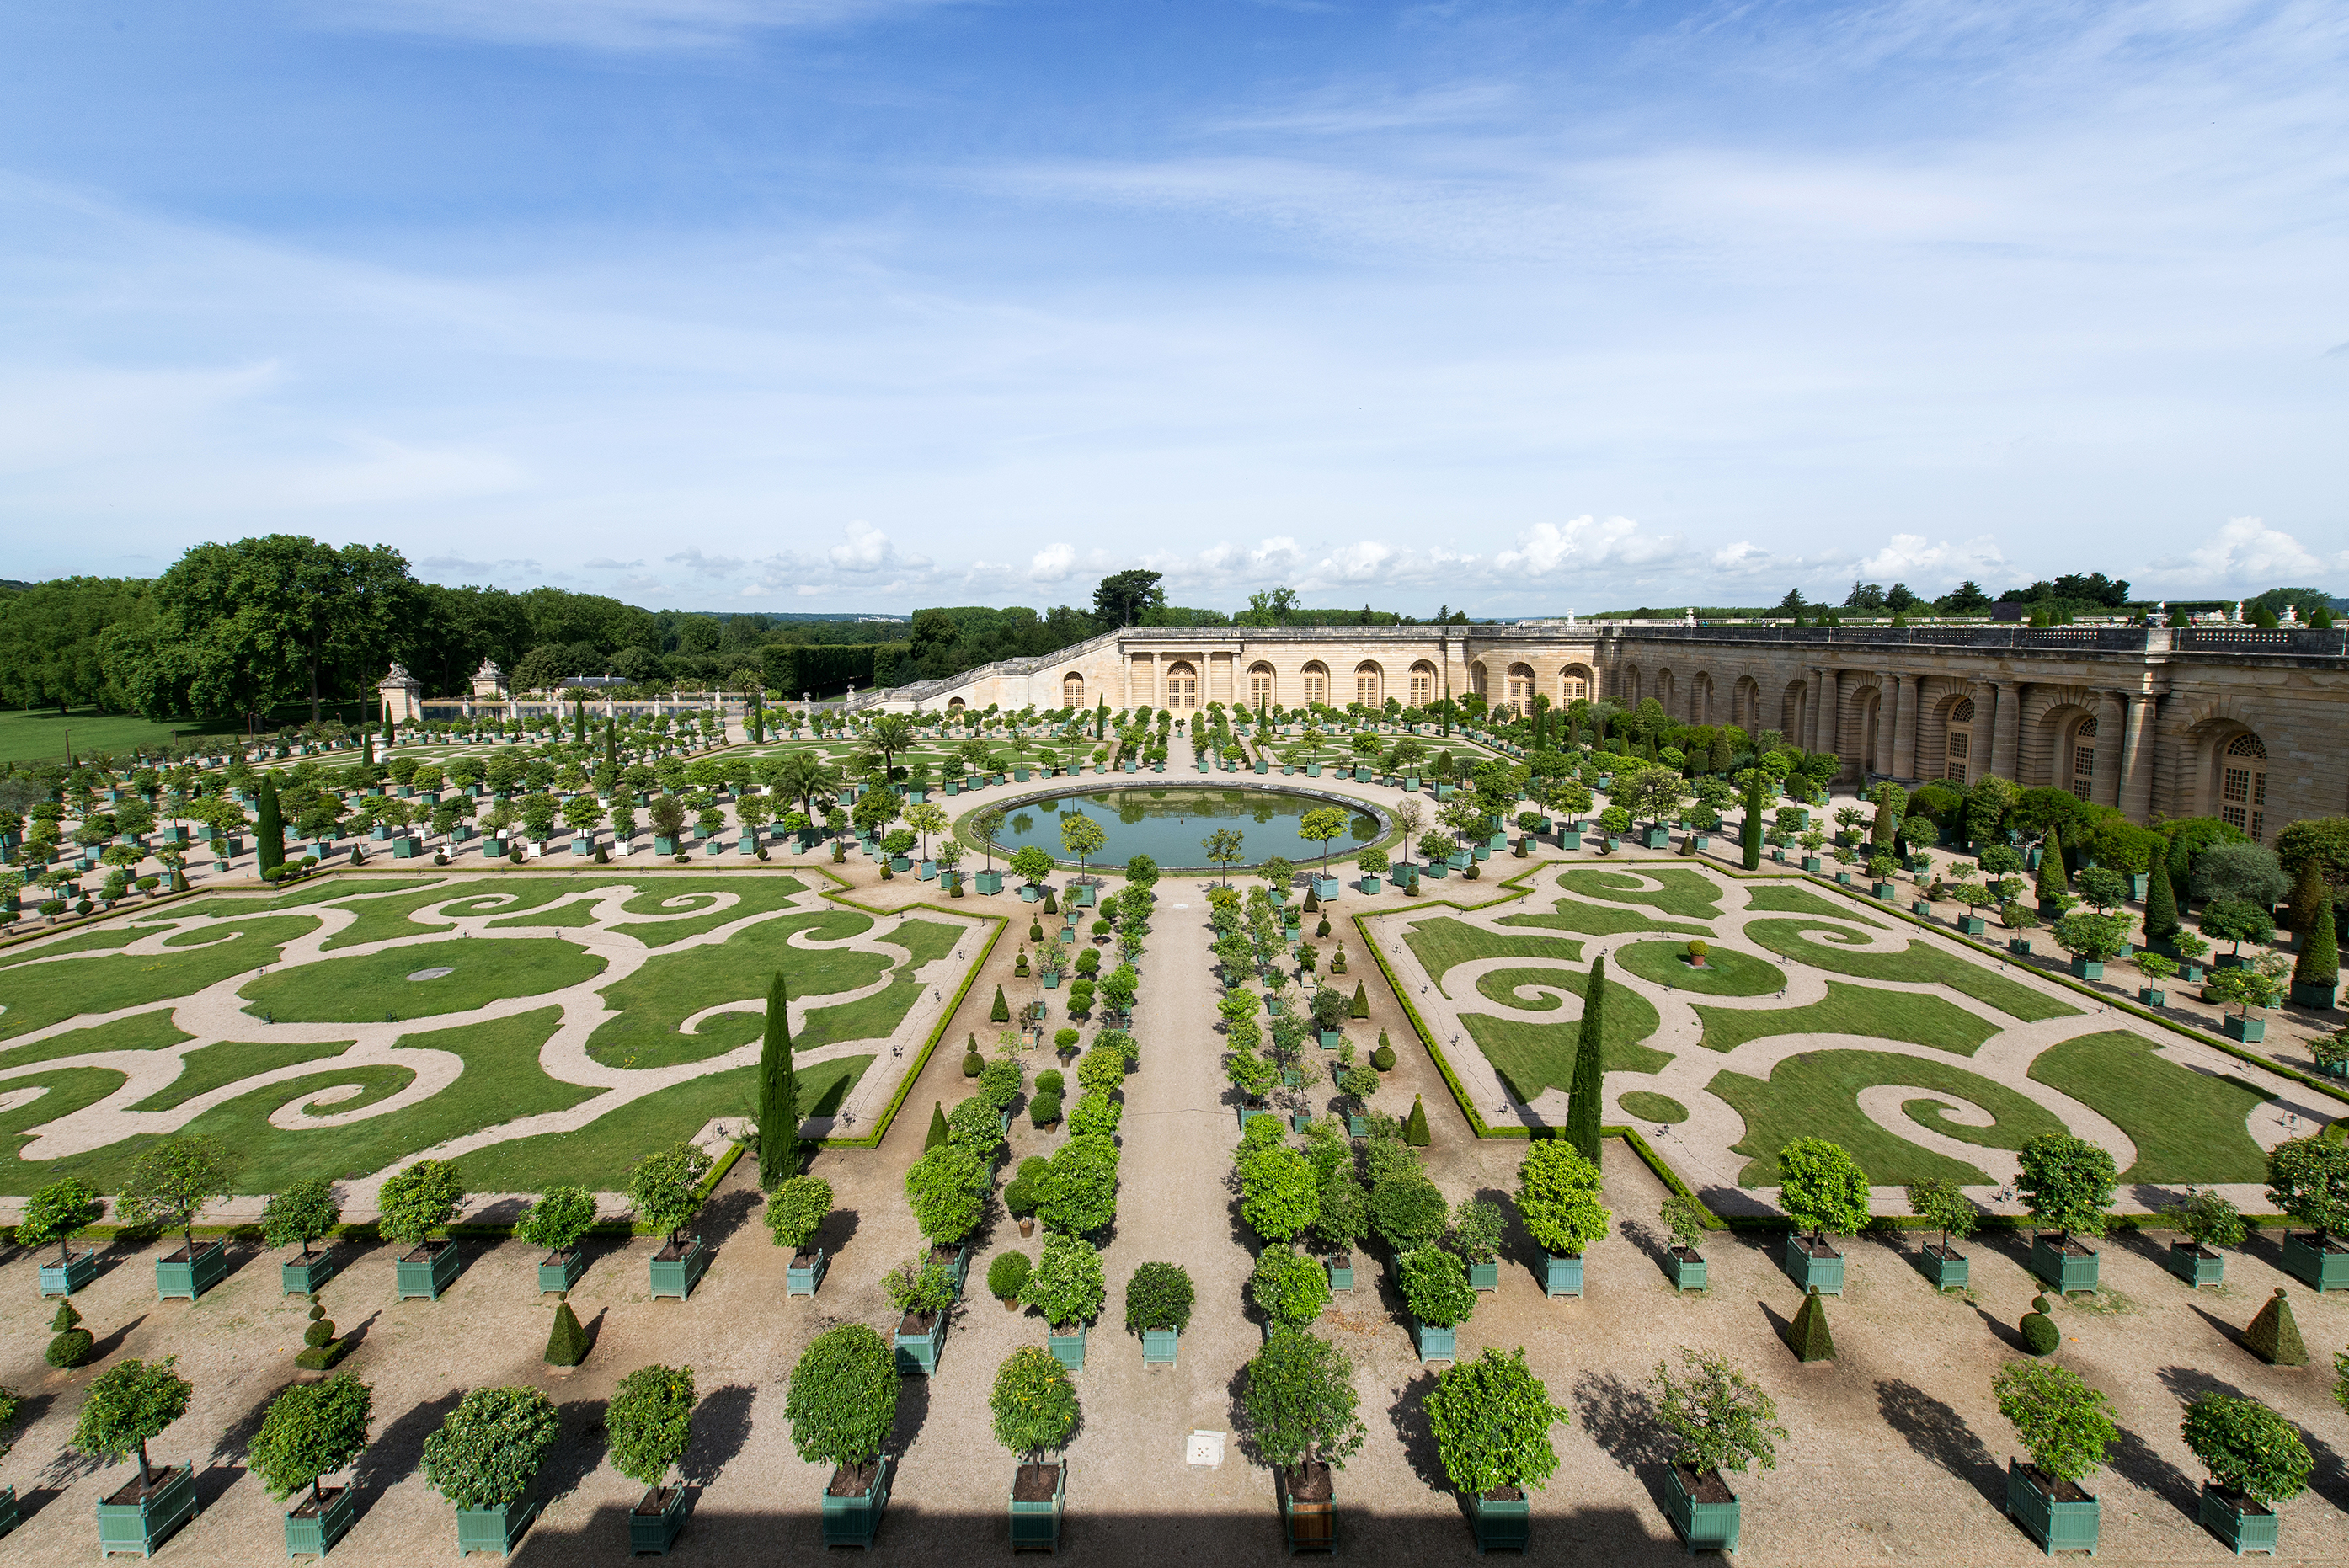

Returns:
0,870,985,1195
1359,858,2320,1210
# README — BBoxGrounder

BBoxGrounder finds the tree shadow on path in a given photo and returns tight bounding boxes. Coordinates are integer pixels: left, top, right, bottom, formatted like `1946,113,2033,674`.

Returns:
1876,1378,2002,1508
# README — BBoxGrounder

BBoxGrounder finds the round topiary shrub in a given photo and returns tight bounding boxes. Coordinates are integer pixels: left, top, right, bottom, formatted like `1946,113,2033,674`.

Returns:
962,1050,985,1079
989,1251,1033,1305
46,1300,93,1368
2021,1295,2060,1357
1687,939,1710,964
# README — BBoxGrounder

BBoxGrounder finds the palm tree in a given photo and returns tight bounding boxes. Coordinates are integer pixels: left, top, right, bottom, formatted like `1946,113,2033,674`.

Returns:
772,750,832,824
868,714,916,784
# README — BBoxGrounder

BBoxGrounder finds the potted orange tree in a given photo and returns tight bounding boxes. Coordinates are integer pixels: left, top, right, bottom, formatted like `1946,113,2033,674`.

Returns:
1653,1347,1784,1555
1021,1234,1106,1373
787,1325,900,1546
2165,1187,2242,1288
22,1176,104,1299
1904,1177,1978,1291
2018,1133,2116,1295
1514,1141,1610,1299
77,1358,198,1557
1245,1327,1366,1553
768,1176,834,1298
1995,1360,2114,1555
381,1158,466,1301
2266,1135,2349,1292
1124,1261,1193,1368
251,1373,372,1558
994,1347,1079,1551
608,1364,697,1555
2183,1393,2310,1555
1426,1347,1567,1552
1777,1138,1868,1294
422,1387,560,1555
515,1183,596,1296
633,1143,713,1300
123,1135,237,1303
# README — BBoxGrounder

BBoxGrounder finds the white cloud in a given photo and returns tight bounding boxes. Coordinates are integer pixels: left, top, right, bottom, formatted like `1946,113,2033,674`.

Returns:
1029,542,1076,583
1849,534,2008,584
827,520,900,573
1494,516,1690,576
2143,518,2348,591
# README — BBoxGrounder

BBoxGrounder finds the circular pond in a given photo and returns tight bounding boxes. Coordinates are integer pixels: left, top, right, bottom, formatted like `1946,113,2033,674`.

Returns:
980,787,1381,870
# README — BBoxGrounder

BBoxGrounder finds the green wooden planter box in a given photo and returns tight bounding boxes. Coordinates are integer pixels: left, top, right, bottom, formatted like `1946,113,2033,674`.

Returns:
155,1237,229,1301
2009,938,2034,956
1643,827,1671,849
1668,1248,1708,1292
2223,1015,2266,1043
1785,1235,1845,1294
1919,1245,1969,1290
97,1464,198,1558
40,1247,99,1297
2168,1241,2225,1288
283,1251,341,1295
895,1310,947,1375
2138,985,2167,1006
975,871,1003,894
1316,1028,1343,1049
627,1483,690,1555
1801,856,1822,872
1873,880,1898,900
1467,1259,1500,1291
2029,1235,2100,1294
2280,1231,2349,1291
1137,1325,1181,1366
787,1245,828,1297
1467,1490,1530,1554
1959,915,1988,936
455,1480,542,1557
1279,1468,1337,1555
0,1485,14,1540
2291,978,2340,1010
1327,1255,1355,1292
1047,1322,1087,1373
930,1242,971,1296
1540,1253,1583,1298
397,1240,462,1300
821,1459,890,1548
2006,1462,2099,1556
649,1235,709,1300
283,1485,356,1558
2069,957,2105,979
1411,1319,1456,1362
2198,1485,2278,1556
537,1248,585,1294
1009,1459,1068,1552
1664,1468,1740,1555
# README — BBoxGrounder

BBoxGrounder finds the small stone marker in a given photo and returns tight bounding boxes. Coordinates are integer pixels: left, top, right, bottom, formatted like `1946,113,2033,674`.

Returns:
407,967,455,982
1185,1430,1225,1469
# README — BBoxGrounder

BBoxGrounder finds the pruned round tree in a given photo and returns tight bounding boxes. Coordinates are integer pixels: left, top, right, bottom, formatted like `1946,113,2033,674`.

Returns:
765,1176,834,1254
607,1364,697,1497
2265,1137,2349,1243
260,1178,342,1261
421,1387,560,1512
1019,1234,1107,1331
1238,1145,1321,1245
377,1159,465,1251
990,1346,1079,1464
514,1186,597,1257
19,1176,104,1266
1423,1347,1568,1498
1514,1142,1610,1259
784,1325,900,1476
627,1143,713,1249
1775,1138,1870,1244
72,1356,194,1492
1123,1262,1195,1336
250,1374,373,1504
120,1135,240,1251
1243,1327,1366,1476
1994,1362,2114,1491
2016,1133,2118,1240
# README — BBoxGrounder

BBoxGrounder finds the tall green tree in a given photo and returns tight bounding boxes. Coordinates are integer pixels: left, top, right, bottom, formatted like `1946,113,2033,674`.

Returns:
1741,769,1764,871
759,972,798,1188
1565,957,1607,1162
255,775,285,876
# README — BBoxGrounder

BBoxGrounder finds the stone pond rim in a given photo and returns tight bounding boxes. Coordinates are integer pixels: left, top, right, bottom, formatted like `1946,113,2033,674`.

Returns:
967,782,1390,872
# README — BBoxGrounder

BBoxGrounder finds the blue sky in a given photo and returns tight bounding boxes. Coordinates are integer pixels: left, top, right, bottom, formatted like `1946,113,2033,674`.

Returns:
1,0,2342,614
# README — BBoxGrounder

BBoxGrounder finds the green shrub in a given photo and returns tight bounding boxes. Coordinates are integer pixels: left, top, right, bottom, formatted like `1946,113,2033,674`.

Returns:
990,985,1010,1023
1251,1246,1332,1328
250,1374,372,1501
1054,1027,1081,1053
1035,1070,1065,1096
2017,1133,2117,1240
46,1300,93,1369
377,1159,464,1249
1787,1287,1834,1363
1403,1096,1430,1146
2181,1393,2311,1506
423,1387,561,1512
1019,1234,1106,1328
546,1301,590,1367
765,1176,833,1253
1123,1261,1195,1335
606,1365,696,1490
514,1185,596,1256
1397,1246,1475,1328
2244,1287,2307,1367
1371,1043,1396,1071
1425,1347,1567,1496
1994,1361,2115,1485
977,1059,1024,1112
1369,1171,1446,1254
2021,1296,2059,1357
988,1251,1033,1303
1652,1347,1785,1477
784,1325,900,1470
1028,1090,1063,1128
1776,1138,1871,1241
1243,1327,1367,1474
1514,1142,1609,1257
990,1347,1079,1463
72,1357,193,1484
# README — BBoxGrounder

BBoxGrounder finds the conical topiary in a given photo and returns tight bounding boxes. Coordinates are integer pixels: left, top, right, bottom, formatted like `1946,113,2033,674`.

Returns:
2295,902,2339,989
2020,1294,2059,1357
1789,1284,1835,1362
990,985,1010,1024
2245,1286,2308,1366
1303,887,1321,914
1404,1095,1431,1147
45,1299,93,1368
2036,827,2070,903
2143,858,2181,946
1350,982,1369,1019
1043,888,1059,915
546,1298,590,1368
2287,858,2330,936
926,1101,950,1150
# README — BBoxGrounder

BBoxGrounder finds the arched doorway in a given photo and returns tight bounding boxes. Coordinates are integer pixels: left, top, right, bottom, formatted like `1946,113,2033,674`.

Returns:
1166,661,1199,709
1505,663,1535,714
1248,662,1275,707
1061,671,1085,708
1408,662,1436,707
2217,732,2270,841
1300,662,1329,707
1354,662,1383,709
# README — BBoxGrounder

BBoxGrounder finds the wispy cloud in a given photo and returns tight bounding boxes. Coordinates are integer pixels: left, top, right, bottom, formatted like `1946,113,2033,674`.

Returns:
308,0,961,52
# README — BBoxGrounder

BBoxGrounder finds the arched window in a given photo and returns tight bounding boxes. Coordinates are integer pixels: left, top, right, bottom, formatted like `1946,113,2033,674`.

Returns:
1944,697,1975,782
1470,664,1489,699
2219,733,2269,841
1408,662,1436,707
1061,671,1085,709
1301,662,1328,707
1248,663,1275,707
1505,663,1534,714
2068,716,2097,802
1354,662,1382,709
947,696,965,712
1166,661,1199,709
1561,665,1591,703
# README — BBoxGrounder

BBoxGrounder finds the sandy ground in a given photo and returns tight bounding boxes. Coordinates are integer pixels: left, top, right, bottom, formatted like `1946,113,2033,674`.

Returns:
8,867,2349,1566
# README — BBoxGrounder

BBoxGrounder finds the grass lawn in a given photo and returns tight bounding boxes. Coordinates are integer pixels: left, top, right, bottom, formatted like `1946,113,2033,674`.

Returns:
795,918,968,1051
0,1010,191,1069
1744,919,2079,1022
1692,980,1999,1056
1711,1048,2069,1186
1743,884,1885,925
0,916,323,1041
2027,1029,2271,1183
585,909,884,1069
1463,1008,1672,1104
1556,867,1724,920
0,1007,597,1193
1499,902,1711,941
1615,940,1786,996
239,936,607,1023
0,707,229,766
1618,1090,1688,1123
133,1037,355,1110
451,1054,868,1192
1399,916,1583,995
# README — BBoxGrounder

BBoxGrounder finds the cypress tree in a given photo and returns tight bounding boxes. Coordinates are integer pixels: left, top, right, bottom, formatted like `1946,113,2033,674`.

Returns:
361,731,373,767
2244,1287,2307,1366
925,1101,949,1150
757,972,798,1189
1742,770,1764,871
990,984,1011,1023
605,721,618,776
2143,857,2181,946
255,775,286,877
2287,859,2329,935
1788,1285,1835,1362
2295,901,2339,989
1566,957,1608,1163
2035,826,2070,904
1403,1095,1431,1146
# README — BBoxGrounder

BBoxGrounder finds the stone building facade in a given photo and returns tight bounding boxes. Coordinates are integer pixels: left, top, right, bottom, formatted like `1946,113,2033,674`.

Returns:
854,621,2349,841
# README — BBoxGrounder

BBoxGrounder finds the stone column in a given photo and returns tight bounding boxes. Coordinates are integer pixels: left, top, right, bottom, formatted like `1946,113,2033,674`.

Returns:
2120,694,2158,821
1809,667,1834,754
2095,692,2127,808
1989,680,2023,781
1888,674,1917,781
